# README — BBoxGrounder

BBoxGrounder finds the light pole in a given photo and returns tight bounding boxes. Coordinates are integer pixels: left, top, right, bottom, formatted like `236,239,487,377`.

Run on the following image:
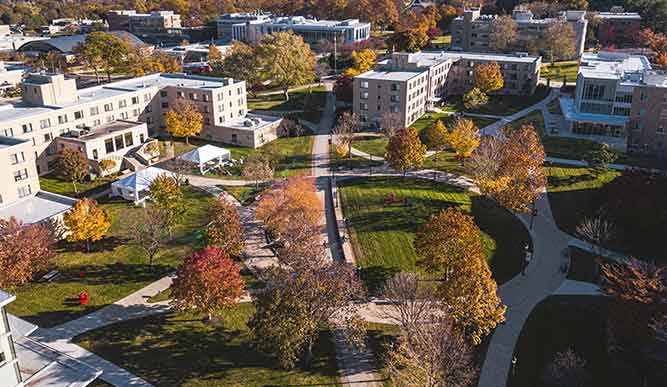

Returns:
523,243,531,276
529,200,538,230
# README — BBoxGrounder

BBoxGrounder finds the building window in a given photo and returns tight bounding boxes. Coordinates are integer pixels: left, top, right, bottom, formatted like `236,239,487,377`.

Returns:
10,152,25,165
189,93,197,100
90,106,99,116
361,92,368,100
17,184,31,198
39,119,51,129
105,138,114,154
74,110,84,120
119,100,127,108
3,128,13,137
160,91,167,98
360,103,368,111
93,149,98,159
115,135,124,150
390,95,400,102
133,109,140,117
58,114,68,124
44,133,52,143
361,81,369,89
22,123,33,133
144,94,151,102
14,168,28,182
161,102,169,109
658,126,665,134
132,96,139,104
104,103,113,112
139,133,145,143
391,83,400,91
93,119,101,126
124,132,134,146
203,94,210,102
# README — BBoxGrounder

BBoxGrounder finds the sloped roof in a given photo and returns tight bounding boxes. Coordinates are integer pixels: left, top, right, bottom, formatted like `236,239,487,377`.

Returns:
18,31,143,54
179,144,230,164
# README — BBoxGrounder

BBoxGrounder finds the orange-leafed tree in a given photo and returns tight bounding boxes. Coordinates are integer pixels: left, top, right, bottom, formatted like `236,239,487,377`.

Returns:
164,100,203,144
414,207,505,344
446,118,480,164
473,61,504,94
63,198,110,252
171,246,245,321
56,148,89,194
203,196,244,257
0,217,56,289
385,127,427,175
424,119,448,159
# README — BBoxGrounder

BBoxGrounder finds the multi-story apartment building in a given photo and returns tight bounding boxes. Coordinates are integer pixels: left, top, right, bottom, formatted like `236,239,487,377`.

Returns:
593,11,641,47
0,290,21,386
107,10,181,35
216,13,371,47
451,8,588,58
353,51,541,127
560,51,653,141
627,71,667,158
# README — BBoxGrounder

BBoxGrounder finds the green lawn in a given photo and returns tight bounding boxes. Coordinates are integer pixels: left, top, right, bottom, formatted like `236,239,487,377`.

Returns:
541,61,579,83
73,304,340,387
509,295,625,387
339,177,530,291
219,185,263,205
546,164,620,238
248,85,327,113
40,174,117,198
430,35,451,48
6,188,212,328
352,135,388,158
445,86,550,116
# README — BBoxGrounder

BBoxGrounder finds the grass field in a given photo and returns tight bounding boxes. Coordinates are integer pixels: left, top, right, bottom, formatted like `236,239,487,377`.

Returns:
339,177,530,291
40,174,116,198
73,304,340,387
6,188,211,328
219,185,263,205
247,85,327,112
541,61,580,83
508,295,627,387
445,85,550,116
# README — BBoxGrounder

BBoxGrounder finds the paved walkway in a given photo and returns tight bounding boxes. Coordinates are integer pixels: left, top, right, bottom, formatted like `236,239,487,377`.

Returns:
553,279,602,296
478,88,559,137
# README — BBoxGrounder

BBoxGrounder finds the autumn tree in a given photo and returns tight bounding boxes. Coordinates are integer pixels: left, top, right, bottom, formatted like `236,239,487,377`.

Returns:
207,43,223,62
469,125,546,213
75,32,128,82
242,154,274,188
463,87,489,110
382,272,437,332
73,33,104,84
128,205,170,268
385,127,427,175
0,217,55,289
333,73,354,102
257,31,316,101
386,317,477,387
489,15,517,52
333,111,360,157
98,158,116,175
386,28,429,53
148,173,186,237
171,246,245,321
63,198,110,252
544,21,577,61
56,148,89,194
424,119,448,158
344,49,377,77
447,118,480,164
576,214,614,276
542,349,591,387
250,261,364,369
203,196,244,257
583,143,618,175
474,61,504,94
414,208,506,343
214,42,262,95
164,100,203,144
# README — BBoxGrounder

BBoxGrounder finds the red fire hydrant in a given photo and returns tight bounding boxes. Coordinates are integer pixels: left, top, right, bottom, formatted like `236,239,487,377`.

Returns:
79,291,90,306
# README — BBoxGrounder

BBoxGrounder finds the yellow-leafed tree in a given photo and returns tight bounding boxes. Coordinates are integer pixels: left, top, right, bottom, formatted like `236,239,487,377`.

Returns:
63,198,110,252
473,61,504,94
424,119,448,159
385,127,427,175
164,100,203,144
344,49,377,77
446,118,480,164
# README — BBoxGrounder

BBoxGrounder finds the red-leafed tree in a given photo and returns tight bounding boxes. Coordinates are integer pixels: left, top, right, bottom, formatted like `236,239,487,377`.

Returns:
334,74,354,102
171,246,245,321
204,196,244,257
0,217,56,289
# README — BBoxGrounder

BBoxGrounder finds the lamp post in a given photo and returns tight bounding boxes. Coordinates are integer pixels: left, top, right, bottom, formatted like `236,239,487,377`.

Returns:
529,200,538,230
523,243,531,276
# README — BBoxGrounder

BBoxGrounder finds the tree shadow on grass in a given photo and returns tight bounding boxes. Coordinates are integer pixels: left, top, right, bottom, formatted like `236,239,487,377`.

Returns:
359,266,401,295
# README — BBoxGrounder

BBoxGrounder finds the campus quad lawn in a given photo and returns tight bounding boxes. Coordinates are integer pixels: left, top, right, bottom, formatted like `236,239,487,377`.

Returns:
39,174,117,198
5,188,211,328
445,85,550,116
339,177,530,291
508,295,626,387
219,184,263,206
247,85,327,112
73,303,340,387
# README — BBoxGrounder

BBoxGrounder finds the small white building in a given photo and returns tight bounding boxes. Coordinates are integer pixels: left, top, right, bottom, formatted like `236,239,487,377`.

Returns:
179,144,231,174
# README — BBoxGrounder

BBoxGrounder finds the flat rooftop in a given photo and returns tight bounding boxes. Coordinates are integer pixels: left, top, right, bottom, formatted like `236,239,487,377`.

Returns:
222,113,282,131
0,73,241,124
0,289,15,307
425,50,541,64
59,120,144,142
356,69,422,81
596,12,641,20
579,52,652,82
268,16,369,28
0,191,76,224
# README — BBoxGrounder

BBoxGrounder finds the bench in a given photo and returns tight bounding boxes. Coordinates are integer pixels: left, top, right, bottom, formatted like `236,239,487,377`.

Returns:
41,270,61,282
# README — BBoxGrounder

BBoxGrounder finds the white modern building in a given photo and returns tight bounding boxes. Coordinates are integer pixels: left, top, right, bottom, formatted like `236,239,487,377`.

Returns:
560,51,653,141
354,51,542,128
0,290,21,386
0,62,26,91
217,13,371,47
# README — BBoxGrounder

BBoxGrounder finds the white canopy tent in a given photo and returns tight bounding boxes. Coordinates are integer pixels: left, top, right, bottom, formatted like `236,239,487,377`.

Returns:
111,167,174,204
179,144,231,174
